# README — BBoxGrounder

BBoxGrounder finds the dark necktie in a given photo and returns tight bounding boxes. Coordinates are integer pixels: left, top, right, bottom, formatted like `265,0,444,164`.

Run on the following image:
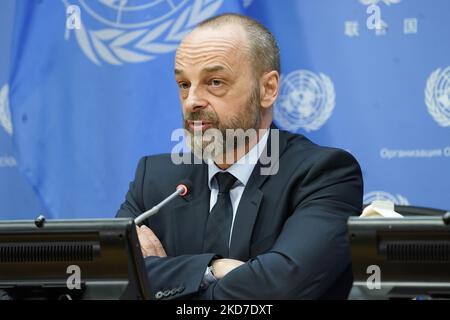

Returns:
203,172,237,258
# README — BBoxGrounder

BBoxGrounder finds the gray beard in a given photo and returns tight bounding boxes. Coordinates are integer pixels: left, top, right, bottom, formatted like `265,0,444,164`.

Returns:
184,86,261,163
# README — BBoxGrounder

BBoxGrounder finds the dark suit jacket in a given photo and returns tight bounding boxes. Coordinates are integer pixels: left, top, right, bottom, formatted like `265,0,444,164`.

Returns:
116,128,363,300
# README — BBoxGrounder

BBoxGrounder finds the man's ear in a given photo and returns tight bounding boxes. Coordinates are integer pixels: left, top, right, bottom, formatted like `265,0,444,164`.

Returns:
259,70,280,109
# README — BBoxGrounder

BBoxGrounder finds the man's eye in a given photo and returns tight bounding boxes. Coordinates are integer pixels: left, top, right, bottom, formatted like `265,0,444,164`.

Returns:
210,79,223,87
178,82,189,90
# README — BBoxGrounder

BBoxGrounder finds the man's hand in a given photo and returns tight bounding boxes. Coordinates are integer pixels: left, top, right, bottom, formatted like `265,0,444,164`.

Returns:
136,225,167,258
211,259,245,279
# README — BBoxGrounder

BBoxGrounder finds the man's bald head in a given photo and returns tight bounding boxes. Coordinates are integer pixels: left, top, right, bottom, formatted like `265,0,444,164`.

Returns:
194,13,281,77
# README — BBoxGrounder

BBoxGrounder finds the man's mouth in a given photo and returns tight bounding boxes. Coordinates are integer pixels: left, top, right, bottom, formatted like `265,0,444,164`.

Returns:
188,120,213,131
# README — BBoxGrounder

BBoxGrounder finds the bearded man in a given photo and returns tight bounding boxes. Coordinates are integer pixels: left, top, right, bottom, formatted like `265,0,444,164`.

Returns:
117,13,363,300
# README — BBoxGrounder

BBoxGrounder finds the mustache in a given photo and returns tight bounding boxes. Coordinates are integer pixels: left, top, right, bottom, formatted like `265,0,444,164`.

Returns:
184,111,217,122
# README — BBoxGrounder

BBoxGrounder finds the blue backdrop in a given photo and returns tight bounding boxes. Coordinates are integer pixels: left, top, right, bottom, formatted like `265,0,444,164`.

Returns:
0,0,449,220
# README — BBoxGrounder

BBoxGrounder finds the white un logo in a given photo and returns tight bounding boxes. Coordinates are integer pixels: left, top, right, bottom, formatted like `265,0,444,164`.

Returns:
425,66,450,127
364,191,409,206
274,70,335,132
65,0,224,66
0,84,12,136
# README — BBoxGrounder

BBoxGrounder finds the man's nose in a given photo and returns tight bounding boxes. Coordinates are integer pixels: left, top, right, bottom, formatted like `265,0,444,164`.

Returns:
185,86,208,112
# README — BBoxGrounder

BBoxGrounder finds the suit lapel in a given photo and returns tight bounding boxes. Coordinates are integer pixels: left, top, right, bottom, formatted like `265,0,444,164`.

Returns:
229,180,264,260
229,126,288,260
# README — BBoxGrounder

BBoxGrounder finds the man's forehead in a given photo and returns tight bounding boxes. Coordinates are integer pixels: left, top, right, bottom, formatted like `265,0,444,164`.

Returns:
175,25,250,68
181,24,247,48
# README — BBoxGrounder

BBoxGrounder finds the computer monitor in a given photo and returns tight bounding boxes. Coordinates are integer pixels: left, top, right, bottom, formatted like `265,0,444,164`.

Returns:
0,217,151,300
348,216,450,299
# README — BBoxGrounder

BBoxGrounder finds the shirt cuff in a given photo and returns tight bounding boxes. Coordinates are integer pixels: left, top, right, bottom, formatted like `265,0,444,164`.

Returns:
200,265,217,290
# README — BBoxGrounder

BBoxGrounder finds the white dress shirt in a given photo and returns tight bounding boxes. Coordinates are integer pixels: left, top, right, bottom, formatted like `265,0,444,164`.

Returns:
207,129,270,247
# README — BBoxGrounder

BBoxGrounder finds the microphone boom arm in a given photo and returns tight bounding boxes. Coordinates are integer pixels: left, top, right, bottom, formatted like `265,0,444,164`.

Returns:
134,188,184,226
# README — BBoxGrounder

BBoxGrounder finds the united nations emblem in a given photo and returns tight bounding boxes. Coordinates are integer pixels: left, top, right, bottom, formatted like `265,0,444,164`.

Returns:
425,66,450,127
359,0,400,5
63,0,224,66
242,0,254,8
274,70,335,132
0,84,12,136
363,191,409,205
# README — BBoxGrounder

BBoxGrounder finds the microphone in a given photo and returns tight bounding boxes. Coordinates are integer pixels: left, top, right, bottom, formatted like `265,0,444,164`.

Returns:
443,211,450,225
134,180,192,226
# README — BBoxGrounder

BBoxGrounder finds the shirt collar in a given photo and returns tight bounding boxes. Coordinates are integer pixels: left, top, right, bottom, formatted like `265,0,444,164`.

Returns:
208,129,270,190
